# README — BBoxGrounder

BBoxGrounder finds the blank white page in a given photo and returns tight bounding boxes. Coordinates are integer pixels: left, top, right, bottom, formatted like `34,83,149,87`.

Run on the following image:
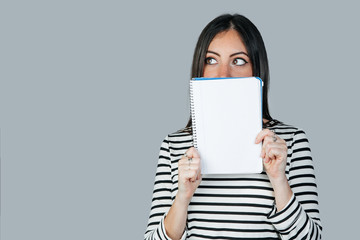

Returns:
191,77,263,174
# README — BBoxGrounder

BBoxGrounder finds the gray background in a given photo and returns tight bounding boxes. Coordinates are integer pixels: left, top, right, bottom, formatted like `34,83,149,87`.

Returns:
1,0,359,239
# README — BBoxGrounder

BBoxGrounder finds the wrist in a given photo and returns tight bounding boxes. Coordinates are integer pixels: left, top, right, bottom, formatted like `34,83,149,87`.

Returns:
268,175,293,212
268,174,288,186
175,193,191,207
268,174,291,194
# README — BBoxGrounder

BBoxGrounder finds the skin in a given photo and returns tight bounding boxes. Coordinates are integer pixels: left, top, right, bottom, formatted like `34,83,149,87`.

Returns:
164,29,292,240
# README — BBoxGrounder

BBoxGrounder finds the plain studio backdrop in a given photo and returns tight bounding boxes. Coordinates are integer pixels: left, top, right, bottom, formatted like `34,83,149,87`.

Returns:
1,0,359,239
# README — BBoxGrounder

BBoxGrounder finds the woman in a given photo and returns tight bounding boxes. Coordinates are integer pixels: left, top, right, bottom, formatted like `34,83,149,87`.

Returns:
144,14,322,240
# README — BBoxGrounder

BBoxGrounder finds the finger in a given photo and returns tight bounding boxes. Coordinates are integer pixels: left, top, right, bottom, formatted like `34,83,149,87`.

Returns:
261,146,265,159
178,162,192,174
195,161,201,178
196,173,202,181
187,168,200,183
186,147,200,158
179,155,189,164
179,157,200,169
178,166,190,179
189,157,200,164
261,138,268,159
187,169,197,182
261,134,274,158
194,174,202,185
255,129,273,144
183,150,201,166
263,156,270,164
178,159,188,168
265,144,283,161
268,148,279,160
185,163,201,175
194,172,202,183
264,153,270,163
180,152,197,162
262,142,272,162
262,131,287,157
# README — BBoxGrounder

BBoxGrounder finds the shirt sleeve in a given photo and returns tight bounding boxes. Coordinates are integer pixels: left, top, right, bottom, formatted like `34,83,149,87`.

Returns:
267,128,322,239
144,135,187,240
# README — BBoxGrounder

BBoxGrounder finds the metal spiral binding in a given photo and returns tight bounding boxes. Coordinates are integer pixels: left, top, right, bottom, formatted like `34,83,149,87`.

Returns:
189,80,198,148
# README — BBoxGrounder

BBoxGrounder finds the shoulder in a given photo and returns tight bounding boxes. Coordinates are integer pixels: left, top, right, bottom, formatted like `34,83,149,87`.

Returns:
167,127,193,146
267,119,309,142
167,127,192,139
269,119,313,163
157,128,193,159
159,127,193,150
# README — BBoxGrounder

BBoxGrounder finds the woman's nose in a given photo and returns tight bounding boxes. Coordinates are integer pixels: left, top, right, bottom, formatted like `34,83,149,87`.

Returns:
218,64,231,78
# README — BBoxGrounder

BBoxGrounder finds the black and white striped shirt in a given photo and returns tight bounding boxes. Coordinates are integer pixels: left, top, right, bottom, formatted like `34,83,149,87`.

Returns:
144,120,322,239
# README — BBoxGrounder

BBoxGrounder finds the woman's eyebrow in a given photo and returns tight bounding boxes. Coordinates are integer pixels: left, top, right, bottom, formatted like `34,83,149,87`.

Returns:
207,50,220,56
230,51,249,57
207,50,249,57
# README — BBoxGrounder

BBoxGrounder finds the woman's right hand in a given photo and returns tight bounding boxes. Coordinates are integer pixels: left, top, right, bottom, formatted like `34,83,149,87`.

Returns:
176,147,202,205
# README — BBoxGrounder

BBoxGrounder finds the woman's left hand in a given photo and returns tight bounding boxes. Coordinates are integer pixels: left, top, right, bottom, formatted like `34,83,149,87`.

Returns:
255,129,288,181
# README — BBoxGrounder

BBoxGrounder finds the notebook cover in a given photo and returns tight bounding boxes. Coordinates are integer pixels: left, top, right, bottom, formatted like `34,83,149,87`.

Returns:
190,77,263,174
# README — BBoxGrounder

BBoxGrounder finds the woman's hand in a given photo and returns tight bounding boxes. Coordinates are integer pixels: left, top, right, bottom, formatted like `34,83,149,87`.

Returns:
176,147,202,205
164,147,202,239
255,129,293,211
255,129,288,181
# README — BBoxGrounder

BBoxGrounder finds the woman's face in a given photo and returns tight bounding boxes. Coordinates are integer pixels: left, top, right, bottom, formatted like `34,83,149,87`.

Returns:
203,29,253,78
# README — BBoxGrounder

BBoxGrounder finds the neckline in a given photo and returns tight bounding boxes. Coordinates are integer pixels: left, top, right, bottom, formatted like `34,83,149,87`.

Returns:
263,119,280,128
180,119,281,135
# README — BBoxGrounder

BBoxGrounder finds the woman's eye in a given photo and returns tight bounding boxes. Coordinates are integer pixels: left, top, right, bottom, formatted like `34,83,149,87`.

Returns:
233,58,247,66
205,57,217,65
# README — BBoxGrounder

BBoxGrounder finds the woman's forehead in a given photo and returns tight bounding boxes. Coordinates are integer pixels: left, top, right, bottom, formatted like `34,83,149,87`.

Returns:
208,29,248,54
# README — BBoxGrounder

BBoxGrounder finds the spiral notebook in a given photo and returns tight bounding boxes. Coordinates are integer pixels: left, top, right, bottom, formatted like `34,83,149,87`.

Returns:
190,77,263,174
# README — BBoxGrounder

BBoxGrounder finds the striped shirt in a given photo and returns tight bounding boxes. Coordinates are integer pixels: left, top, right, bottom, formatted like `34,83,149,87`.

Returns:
144,119,322,239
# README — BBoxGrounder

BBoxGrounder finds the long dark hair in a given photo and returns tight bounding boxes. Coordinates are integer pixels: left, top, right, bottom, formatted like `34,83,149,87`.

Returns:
184,14,272,132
